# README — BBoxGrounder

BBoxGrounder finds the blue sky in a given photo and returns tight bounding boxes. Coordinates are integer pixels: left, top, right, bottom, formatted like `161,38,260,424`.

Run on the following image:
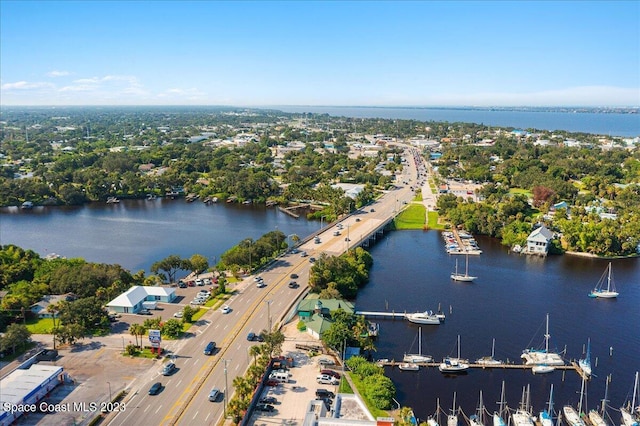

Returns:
1,1,638,107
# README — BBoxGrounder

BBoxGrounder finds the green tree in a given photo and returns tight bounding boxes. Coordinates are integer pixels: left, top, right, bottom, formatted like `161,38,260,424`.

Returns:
0,323,31,354
161,318,182,338
151,255,189,284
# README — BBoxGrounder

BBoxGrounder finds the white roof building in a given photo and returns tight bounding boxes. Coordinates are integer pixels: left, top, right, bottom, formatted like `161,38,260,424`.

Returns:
106,286,176,314
526,225,554,256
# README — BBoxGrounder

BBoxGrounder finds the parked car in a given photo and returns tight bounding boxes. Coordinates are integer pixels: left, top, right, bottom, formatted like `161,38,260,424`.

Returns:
256,403,275,412
178,281,187,288
316,374,339,385
195,278,204,286
259,396,277,404
198,290,211,297
187,280,196,287
203,278,211,285
315,389,335,399
148,382,162,395
204,341,216,355
173,311,183,318
220,305,231,314
162,362,176,376
208,388,221,402
265,380,279,387
317,357,335,366
137,309,152,315
320,369,341,379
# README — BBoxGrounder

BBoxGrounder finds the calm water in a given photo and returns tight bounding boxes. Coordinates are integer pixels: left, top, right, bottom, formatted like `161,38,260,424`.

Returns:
276,106,640,137
0,199,319,273
357,231,640,421
2,203,639,420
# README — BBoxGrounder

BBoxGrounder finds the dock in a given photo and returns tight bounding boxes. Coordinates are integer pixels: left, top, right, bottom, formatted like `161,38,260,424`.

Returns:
355,310,407,318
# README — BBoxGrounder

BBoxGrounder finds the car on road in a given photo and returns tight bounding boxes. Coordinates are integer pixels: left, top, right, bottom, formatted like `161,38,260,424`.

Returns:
247,332,256,341
256,280,266,288
309,257,316,263
333,230,341,236
288,281,299,289
314,236,321,244
173,311,183,318
370,208,375,212
259,396,277,404
300,251,308,257
290,273,298,279
355,218,361,222
208,388,221,402
220,305,231,314
256,403,275,412
162,362,176,376
254,276,263,282
204,341,216,355
148,382,162,395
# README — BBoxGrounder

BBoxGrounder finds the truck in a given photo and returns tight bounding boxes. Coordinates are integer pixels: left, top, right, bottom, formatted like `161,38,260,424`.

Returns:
142,301,158,310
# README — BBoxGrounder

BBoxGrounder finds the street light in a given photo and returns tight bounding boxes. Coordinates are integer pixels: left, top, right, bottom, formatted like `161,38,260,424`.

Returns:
223,359,231,418
107,381,112,402
265,300,273,331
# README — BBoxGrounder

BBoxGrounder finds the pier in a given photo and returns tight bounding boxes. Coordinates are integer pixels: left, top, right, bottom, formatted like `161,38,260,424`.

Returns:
355,310,408,318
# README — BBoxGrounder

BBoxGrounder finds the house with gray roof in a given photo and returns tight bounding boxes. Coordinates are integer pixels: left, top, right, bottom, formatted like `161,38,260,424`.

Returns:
106,286,176,314
526,225,554,256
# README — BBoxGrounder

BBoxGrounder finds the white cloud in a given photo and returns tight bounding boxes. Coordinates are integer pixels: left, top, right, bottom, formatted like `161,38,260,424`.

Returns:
1,81,55,90
46,70,70,77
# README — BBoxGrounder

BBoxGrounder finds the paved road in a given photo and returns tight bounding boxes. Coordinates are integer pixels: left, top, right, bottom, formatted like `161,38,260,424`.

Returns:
106,145,421,426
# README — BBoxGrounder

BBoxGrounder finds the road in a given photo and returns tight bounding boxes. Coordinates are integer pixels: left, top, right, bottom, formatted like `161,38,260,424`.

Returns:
107,145,421,426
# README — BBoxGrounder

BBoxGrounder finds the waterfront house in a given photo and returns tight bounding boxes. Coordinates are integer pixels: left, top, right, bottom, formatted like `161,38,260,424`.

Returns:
106,286,176,314
525,224,553,255
297,298,355,320
31,293,77,318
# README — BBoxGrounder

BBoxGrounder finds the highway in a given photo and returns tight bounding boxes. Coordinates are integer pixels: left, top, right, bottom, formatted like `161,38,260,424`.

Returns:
107,145,422,426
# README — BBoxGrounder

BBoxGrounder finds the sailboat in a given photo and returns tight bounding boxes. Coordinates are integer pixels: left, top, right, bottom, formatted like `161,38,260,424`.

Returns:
447,392,458,426
563,376,587,426
470,391,486,426
439,335,469,373
511,385,535,426
427,398,441,426
578,338,592,378
403,327,433,363
477,338,504,365
588,375,610,426
521,313,565,366
589,262,619,298
493,381,507,426
539,384,555,426
450,254,477,282
398,361,420,371
621,371,639,426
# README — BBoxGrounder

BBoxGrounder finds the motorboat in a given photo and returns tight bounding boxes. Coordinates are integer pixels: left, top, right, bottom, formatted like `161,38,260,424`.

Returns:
398,362,419,371
532,365,555,374
405,310,441,325
589,262,619,298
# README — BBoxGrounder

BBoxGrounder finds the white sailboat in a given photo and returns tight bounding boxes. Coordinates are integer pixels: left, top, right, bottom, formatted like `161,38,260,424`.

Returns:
563,376,587,426
493,381,507,426
521,313,565,366
578,338,592,377
427,398,441,426
588,374,610,426
450,254,477,282
447,392,458,426
470,391,486,426
539,384,555,426
621,371,639,426
403,327,433,363
439,335,469,373
589,262,619,298
477,338,504,365
511,385,535,426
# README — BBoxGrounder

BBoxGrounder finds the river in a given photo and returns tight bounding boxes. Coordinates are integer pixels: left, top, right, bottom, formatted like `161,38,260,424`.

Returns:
2,202,639,420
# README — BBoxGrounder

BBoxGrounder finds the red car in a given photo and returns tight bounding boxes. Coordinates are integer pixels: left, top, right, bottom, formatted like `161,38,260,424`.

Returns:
265,379,280,387
320,369,341,379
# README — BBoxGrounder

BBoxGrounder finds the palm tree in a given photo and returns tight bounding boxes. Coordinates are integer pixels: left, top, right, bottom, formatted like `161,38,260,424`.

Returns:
46,302,60,350
232,376,253,400
128,324,140,348
249,344,262,365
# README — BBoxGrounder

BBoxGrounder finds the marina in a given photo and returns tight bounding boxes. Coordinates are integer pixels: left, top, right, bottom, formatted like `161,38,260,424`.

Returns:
443,229,483,255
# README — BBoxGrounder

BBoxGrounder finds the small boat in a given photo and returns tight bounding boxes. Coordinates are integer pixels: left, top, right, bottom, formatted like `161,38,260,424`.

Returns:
578,338,592,377
521,313,565,366
375,358,389,367
405,310,441,325
21,201,34,209
589,262,619,298
146,193,157,200
476,338,504,365
439,335,469,373
539,384,555,426
562,405,586,426
451,254,477,282
403,327,433,363
493,381,507,426
621,371,639,426
106,196,120,204
511,385,535,426
532,364,555,374
398,362,419,371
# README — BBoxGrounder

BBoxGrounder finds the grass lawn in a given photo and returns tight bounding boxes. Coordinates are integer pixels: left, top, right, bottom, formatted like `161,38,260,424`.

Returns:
428,211,446,230
348,373,389,418
413,191,423,201
395,204,426,229
25,318,54,334
339,376,353,394
509,188,532,198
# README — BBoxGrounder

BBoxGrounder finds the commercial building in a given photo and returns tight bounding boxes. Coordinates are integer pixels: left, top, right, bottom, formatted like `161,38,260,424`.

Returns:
106,286,176,314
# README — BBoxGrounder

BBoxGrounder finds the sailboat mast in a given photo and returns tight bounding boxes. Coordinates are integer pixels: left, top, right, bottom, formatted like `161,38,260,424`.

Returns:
419,327,422,356
545,313,551,353
601,375,610,414
632,371,639,416
578,376,585,414
548,384,554,418
457,335,461,359
607,263,612,292
491,338,496,358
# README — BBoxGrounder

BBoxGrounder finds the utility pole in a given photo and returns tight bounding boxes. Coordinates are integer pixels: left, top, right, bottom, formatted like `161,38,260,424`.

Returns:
223,359,231,418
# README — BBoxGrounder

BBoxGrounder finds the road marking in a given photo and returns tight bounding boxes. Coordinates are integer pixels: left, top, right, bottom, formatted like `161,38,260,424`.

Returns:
205,412,211,422
93,347,105,359
155,404,162,414
193,410,199,419
176,379,182,386
144,405,150,413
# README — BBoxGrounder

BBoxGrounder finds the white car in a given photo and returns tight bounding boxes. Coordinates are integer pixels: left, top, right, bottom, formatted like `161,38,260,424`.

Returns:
220,305,231,314
316,374,339,385
173,311,184,318
198,291,211,297
253,276,263,282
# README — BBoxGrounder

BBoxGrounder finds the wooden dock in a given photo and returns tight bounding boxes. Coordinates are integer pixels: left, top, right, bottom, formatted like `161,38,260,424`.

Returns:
355,310,407,318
